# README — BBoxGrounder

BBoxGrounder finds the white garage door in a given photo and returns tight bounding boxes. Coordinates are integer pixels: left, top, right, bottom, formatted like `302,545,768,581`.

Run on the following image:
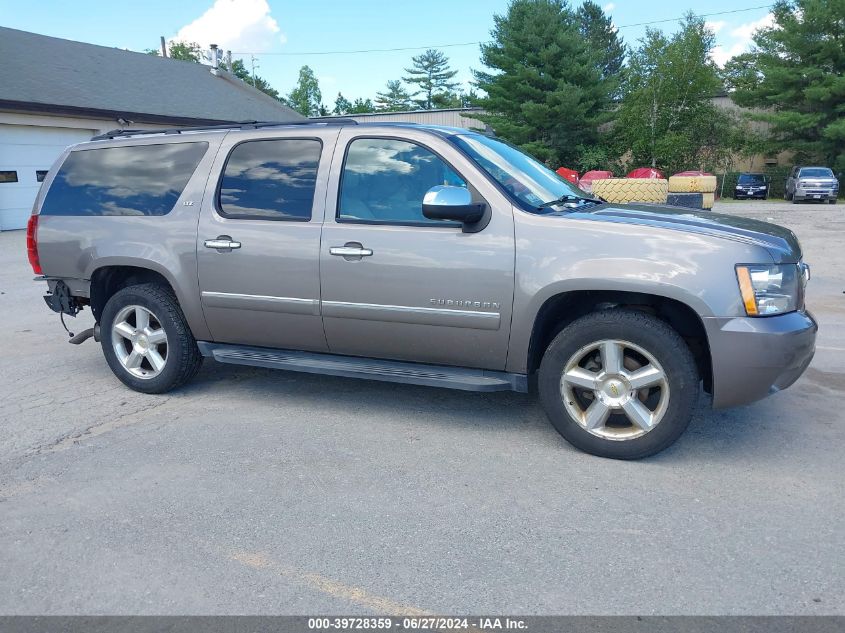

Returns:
0,124,94,230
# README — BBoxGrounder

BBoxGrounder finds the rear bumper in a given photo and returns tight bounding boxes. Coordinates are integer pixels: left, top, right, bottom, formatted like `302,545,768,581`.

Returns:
703,311,817,408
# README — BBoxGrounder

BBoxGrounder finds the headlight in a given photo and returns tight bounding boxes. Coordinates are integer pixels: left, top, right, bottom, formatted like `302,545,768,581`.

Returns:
735,264,801,316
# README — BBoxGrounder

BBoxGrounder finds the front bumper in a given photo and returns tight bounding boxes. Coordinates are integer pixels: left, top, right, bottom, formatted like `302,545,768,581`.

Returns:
795,190,837,201
735,189,767,199
703,310,817,408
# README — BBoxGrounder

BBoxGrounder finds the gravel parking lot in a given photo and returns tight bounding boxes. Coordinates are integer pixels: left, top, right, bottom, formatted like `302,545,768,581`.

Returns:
1,200,843,615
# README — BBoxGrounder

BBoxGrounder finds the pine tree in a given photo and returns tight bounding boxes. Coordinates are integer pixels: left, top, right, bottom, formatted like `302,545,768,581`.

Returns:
725,0,845,173
348,98,376,114
403,49,460,110
473,0,613,165
375,80,413,111
333,93,352,115
287,66,322,117
577,1,625,87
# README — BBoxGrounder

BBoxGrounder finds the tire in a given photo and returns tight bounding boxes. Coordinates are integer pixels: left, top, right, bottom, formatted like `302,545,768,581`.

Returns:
100,283,202,394
591,178,669,204
538,310,699,459
667,192,704,209
667,175,717,193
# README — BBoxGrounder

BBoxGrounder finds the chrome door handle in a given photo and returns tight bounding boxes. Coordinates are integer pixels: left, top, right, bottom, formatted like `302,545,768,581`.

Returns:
330,246,373,257
204,237,241,250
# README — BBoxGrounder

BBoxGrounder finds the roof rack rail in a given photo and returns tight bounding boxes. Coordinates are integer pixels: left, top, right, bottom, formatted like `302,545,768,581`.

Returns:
90,117,358,141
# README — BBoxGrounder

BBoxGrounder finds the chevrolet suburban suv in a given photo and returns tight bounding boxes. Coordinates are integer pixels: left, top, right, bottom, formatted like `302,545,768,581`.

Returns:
27,120,817,459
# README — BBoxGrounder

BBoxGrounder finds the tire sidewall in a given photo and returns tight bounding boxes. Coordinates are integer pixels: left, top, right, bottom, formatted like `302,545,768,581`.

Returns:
100,285,190,394
539,311,699,459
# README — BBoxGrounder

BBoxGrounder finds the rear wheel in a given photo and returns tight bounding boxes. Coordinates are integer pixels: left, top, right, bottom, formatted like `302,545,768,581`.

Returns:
100,283,202,393
538,310,699,459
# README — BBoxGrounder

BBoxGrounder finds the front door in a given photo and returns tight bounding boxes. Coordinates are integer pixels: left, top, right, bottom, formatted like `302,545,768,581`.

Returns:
196,131,336,351
319,129,515,370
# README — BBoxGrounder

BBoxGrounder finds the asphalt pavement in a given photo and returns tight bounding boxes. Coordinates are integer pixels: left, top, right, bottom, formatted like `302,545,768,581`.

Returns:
1,200,843,615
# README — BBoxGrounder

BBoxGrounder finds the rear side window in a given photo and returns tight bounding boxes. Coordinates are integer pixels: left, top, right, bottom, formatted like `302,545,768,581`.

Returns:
40,142,208,216
218,139,322,221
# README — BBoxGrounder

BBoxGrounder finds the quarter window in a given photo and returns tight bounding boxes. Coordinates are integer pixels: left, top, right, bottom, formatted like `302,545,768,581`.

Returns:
338,138,467,224
0,171,18,183
218,139,321,221
40,143,208,216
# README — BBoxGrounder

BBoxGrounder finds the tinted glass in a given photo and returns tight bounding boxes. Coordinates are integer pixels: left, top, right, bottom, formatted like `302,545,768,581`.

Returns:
41,143,207,216
338,138,466,223
36,170,48,182
450,134,588,211
799,167,834,178
738,174,766,184
0,171,18,183
219,139,321,221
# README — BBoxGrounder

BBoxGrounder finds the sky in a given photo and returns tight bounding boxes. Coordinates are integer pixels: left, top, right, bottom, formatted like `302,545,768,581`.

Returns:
0,0,775,105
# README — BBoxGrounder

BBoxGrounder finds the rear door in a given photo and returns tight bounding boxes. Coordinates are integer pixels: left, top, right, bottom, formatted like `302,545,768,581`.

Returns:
196,129,338,351
318,128,515,370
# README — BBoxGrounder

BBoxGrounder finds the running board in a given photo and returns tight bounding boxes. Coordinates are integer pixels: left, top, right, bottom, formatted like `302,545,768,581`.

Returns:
197,342,528,393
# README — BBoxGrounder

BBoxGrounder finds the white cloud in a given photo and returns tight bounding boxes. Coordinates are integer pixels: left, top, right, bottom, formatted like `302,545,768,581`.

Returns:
174,0,285,54
603,2,615,12
730,12,775,41
710,12,774,67
705,20,726,34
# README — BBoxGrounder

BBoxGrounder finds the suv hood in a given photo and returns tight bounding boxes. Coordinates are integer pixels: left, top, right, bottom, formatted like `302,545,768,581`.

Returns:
567,202,801,262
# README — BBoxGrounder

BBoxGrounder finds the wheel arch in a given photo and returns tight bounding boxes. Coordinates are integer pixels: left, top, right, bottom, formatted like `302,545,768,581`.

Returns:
522,289,712,394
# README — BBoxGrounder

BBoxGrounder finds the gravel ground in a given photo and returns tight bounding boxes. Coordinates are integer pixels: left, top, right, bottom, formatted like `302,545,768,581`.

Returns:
0,200,843,615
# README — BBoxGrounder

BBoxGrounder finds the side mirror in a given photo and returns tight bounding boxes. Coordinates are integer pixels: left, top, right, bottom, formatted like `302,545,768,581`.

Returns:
422,185,486,225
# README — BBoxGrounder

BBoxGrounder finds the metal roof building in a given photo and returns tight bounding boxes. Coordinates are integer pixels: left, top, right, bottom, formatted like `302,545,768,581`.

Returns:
0,26,303,230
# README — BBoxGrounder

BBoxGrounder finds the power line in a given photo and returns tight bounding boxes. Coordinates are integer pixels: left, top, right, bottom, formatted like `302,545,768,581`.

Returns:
230,3,774,57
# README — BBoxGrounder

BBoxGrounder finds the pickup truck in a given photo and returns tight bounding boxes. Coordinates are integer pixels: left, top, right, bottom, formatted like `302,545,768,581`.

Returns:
27,120,817,459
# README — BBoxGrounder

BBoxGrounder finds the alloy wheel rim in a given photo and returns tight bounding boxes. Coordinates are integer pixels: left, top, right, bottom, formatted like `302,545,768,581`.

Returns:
560,339,670,441
111,305,168,379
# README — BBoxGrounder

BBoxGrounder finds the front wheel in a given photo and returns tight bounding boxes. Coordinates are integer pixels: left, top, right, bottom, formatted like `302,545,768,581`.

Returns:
100,283,202,393
538,310,699,459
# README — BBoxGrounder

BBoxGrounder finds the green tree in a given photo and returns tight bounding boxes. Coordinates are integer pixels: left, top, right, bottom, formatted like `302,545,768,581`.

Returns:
348,98,376,114
725,0,845,173
473,0,613,166
287,65,323,117
403,49,460,109
375,80,413,111
144,40,203,62
577,1,625,88
229,59,281,101
333,92,353,115
614,14,729,173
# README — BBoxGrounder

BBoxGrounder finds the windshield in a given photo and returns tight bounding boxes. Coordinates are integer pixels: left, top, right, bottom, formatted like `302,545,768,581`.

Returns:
449,134,591,211
738,174,767,184
799,167,834,178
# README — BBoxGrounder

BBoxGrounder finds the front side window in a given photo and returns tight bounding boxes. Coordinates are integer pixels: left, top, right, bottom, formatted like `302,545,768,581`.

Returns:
40,142,207,216
450,133,589,212
338,138,467,224
218,139,321,221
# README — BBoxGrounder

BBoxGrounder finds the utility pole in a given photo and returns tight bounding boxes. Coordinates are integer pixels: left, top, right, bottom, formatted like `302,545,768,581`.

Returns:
226,50,233,72
159,36,167,57
250,54,258,86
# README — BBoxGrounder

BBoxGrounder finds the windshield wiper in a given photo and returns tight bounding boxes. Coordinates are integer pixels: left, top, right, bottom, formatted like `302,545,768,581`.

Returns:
536,194,605,209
